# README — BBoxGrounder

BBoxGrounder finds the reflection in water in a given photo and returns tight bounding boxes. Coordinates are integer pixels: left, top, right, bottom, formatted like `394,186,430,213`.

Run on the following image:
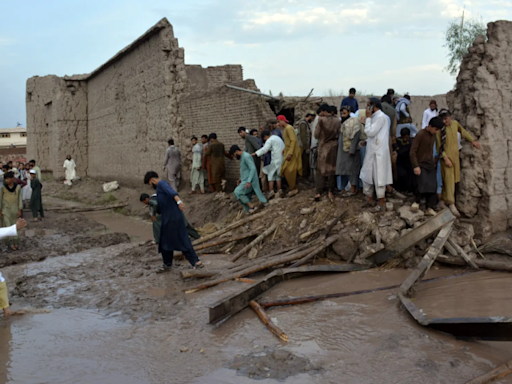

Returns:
82,211,153,242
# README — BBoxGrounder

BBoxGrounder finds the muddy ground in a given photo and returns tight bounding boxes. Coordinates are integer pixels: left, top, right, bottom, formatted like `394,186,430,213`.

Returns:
1,178,512,383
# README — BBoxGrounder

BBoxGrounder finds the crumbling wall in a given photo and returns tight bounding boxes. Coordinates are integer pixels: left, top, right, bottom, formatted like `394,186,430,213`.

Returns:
447,20,512,237
26,75,88,178
180,79,274,183
185,65,243,93
86,19,186,186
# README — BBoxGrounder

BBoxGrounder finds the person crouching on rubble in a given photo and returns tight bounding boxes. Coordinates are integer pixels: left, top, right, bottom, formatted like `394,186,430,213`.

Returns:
230,145,267,214
144,171,204,273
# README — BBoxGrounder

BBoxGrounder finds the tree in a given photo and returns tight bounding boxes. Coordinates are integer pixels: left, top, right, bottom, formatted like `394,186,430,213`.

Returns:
444,13,487,76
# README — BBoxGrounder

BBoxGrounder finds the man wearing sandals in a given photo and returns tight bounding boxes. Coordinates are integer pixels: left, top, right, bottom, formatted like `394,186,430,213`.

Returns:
144,171,203,273
230,145,267,213
359,98,393,212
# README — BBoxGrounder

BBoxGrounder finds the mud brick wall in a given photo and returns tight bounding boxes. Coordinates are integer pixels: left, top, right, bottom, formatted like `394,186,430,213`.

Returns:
447,20,512,238
86,22,186,186
26,75,88,177
180,79,274,183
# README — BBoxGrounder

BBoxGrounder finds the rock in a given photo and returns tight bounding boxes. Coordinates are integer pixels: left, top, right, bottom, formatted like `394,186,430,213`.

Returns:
386,202,395,212
300,207,315,215
102,181,119,193
300,219,307,229
405,256,423,269
248,248,259,260
388,198,404,207
378,212,396,227
391,218,406,232
401,228,413,237
398,205,425,226
332,234,356,261
463,245,473,254
379,227,400,245
401,249,416,260
450,223,475,247
413,221,424,229
180,347,188,353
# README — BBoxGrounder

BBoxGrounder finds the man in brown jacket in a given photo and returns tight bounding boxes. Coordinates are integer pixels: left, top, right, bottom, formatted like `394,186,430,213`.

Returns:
314,105,339,200
204,133,229,195
409,116,443,216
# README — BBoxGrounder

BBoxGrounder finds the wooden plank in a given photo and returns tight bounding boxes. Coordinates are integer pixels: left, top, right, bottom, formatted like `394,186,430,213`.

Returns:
437,254,512,272
447,238,479,269
367,208,455,266
399,222,453,296
230,224,277,262
465,357,512,384
249,301,289,342
208,264,369,324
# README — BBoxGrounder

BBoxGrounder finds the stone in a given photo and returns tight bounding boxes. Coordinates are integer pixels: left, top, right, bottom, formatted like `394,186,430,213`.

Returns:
332,234,357,261
248,248,259,260
401,249,416,260
386,202,395,212
401,228,413,237
449,223,475,248
102,181,119,193
272,350,291,361
300,219,307,229
378,212,396,227
392,219,406,232
378,227,400,245
300,207,315,215
398,205,425,226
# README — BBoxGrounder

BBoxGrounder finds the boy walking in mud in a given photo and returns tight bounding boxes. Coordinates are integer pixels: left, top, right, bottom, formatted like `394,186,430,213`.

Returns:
142,172,204,273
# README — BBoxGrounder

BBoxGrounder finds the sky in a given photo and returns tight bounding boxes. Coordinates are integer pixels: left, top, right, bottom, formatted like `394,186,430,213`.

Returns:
1,0,511,128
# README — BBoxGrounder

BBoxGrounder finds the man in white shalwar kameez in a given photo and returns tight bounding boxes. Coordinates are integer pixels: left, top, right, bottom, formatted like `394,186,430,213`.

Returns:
63,155,77,186
359,98,393,211
253,130,285,199
190,137,205,194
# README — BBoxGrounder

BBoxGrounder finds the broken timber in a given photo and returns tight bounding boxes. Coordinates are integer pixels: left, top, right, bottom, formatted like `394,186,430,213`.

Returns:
437,254,512,272
446,238,479,269
208,264,368,324
367,208,455,266
45,203,128,213
465,357,512,384
230,224,277,262
249,301,289,342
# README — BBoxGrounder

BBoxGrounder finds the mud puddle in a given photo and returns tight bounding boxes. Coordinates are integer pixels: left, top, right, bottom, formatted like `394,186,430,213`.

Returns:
82,211,153,242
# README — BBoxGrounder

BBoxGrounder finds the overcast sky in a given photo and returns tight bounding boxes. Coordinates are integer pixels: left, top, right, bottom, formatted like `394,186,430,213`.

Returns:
1,0,511,127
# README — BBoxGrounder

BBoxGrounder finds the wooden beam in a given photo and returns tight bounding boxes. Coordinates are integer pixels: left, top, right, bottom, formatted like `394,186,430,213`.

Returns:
399,222,453,296
367,208,455,266
208,264,368,324
249,301,289,342
230,224,277,262
447,238,479,269
437,254,512,272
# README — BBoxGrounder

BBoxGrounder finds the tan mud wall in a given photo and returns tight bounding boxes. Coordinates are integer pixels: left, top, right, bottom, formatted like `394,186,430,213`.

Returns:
86,27,185,186
448,20,512,237
180,80,274,183
26,76,88,178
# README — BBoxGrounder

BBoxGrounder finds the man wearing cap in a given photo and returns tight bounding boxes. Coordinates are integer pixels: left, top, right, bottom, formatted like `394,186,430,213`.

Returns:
277,115,302,196
297,112,315,180
29,169,44,221
230,145,267,213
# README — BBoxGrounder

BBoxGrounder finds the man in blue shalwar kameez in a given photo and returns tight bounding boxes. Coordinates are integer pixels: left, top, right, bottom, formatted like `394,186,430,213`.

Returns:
144,171,204,273
229,146,267,213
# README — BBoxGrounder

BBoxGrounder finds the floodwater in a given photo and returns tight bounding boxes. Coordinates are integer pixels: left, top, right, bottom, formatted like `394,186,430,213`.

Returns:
82,210,154,242
2,210,512,383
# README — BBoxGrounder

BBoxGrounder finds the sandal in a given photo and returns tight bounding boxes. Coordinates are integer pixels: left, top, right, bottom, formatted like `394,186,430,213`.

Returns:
341,191,356,198
248,207,258,214
385,188,397,198
314,195,321,202
371,205,386,213
194,262,204,269
156,264,171,274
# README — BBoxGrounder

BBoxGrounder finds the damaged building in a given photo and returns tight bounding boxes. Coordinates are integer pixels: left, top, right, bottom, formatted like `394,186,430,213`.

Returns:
26,18,274,185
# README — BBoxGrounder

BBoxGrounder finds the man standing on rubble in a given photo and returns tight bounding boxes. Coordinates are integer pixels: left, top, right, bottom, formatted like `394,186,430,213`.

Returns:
341,88,359,113
360,98,393,212
297,112,315,181
396,95,418,137
315,106,339,201
254,130,285,199
309,106,323,185
410,116,444,216
277,115,302,197
205,133,228,196
437,109,481,217
162,139,181,191
201,135,213,192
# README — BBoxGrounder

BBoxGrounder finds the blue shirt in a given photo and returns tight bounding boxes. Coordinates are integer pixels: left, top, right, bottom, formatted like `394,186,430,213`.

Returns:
341,97,359,112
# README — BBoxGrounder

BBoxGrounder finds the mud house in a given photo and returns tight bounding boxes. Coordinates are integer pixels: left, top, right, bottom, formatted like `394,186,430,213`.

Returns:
26,18,274,185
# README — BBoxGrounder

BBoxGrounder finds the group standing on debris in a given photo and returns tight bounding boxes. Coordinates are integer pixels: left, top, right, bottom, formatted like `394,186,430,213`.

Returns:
137,87,481,274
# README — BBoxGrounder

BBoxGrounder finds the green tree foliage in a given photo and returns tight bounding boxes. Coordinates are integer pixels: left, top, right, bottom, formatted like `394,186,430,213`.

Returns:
444,15,487,76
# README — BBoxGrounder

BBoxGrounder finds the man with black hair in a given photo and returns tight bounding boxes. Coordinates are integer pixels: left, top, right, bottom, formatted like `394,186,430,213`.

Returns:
238,127,261,179
29,169,44,221
315,106,339,200
360,98,393,211
309,105,325,184
387,89,395,98
410,117,444,216
341,88,359,113
250,129,259,137
393,128,414,193
201,135,213,192
143,171,203,272
437,109,481,217
230,145,267,213
396,95,418,137
162,139,181,191
381,94,398,184
0,171,22,251
297,111,315,180
190,137,205,194
254,130,285,199
205,133,228,195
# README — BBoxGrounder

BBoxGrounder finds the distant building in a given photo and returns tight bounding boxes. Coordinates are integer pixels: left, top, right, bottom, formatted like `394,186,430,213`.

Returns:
0,127,27,149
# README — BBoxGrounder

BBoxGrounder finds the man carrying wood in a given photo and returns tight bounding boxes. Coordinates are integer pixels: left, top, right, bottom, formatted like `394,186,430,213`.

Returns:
229,145,267,213
410,116,443,216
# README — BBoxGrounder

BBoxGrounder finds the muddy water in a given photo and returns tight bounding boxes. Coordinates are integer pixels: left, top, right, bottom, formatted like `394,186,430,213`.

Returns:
415,270,512,318
82,211,154,242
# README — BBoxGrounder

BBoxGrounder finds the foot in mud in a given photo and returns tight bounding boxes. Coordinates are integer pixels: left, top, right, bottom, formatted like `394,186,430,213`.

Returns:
156,264,172,274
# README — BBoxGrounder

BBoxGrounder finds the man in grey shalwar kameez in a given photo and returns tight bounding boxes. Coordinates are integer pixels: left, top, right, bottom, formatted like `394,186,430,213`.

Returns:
336,106,364,196
163,139,181,191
